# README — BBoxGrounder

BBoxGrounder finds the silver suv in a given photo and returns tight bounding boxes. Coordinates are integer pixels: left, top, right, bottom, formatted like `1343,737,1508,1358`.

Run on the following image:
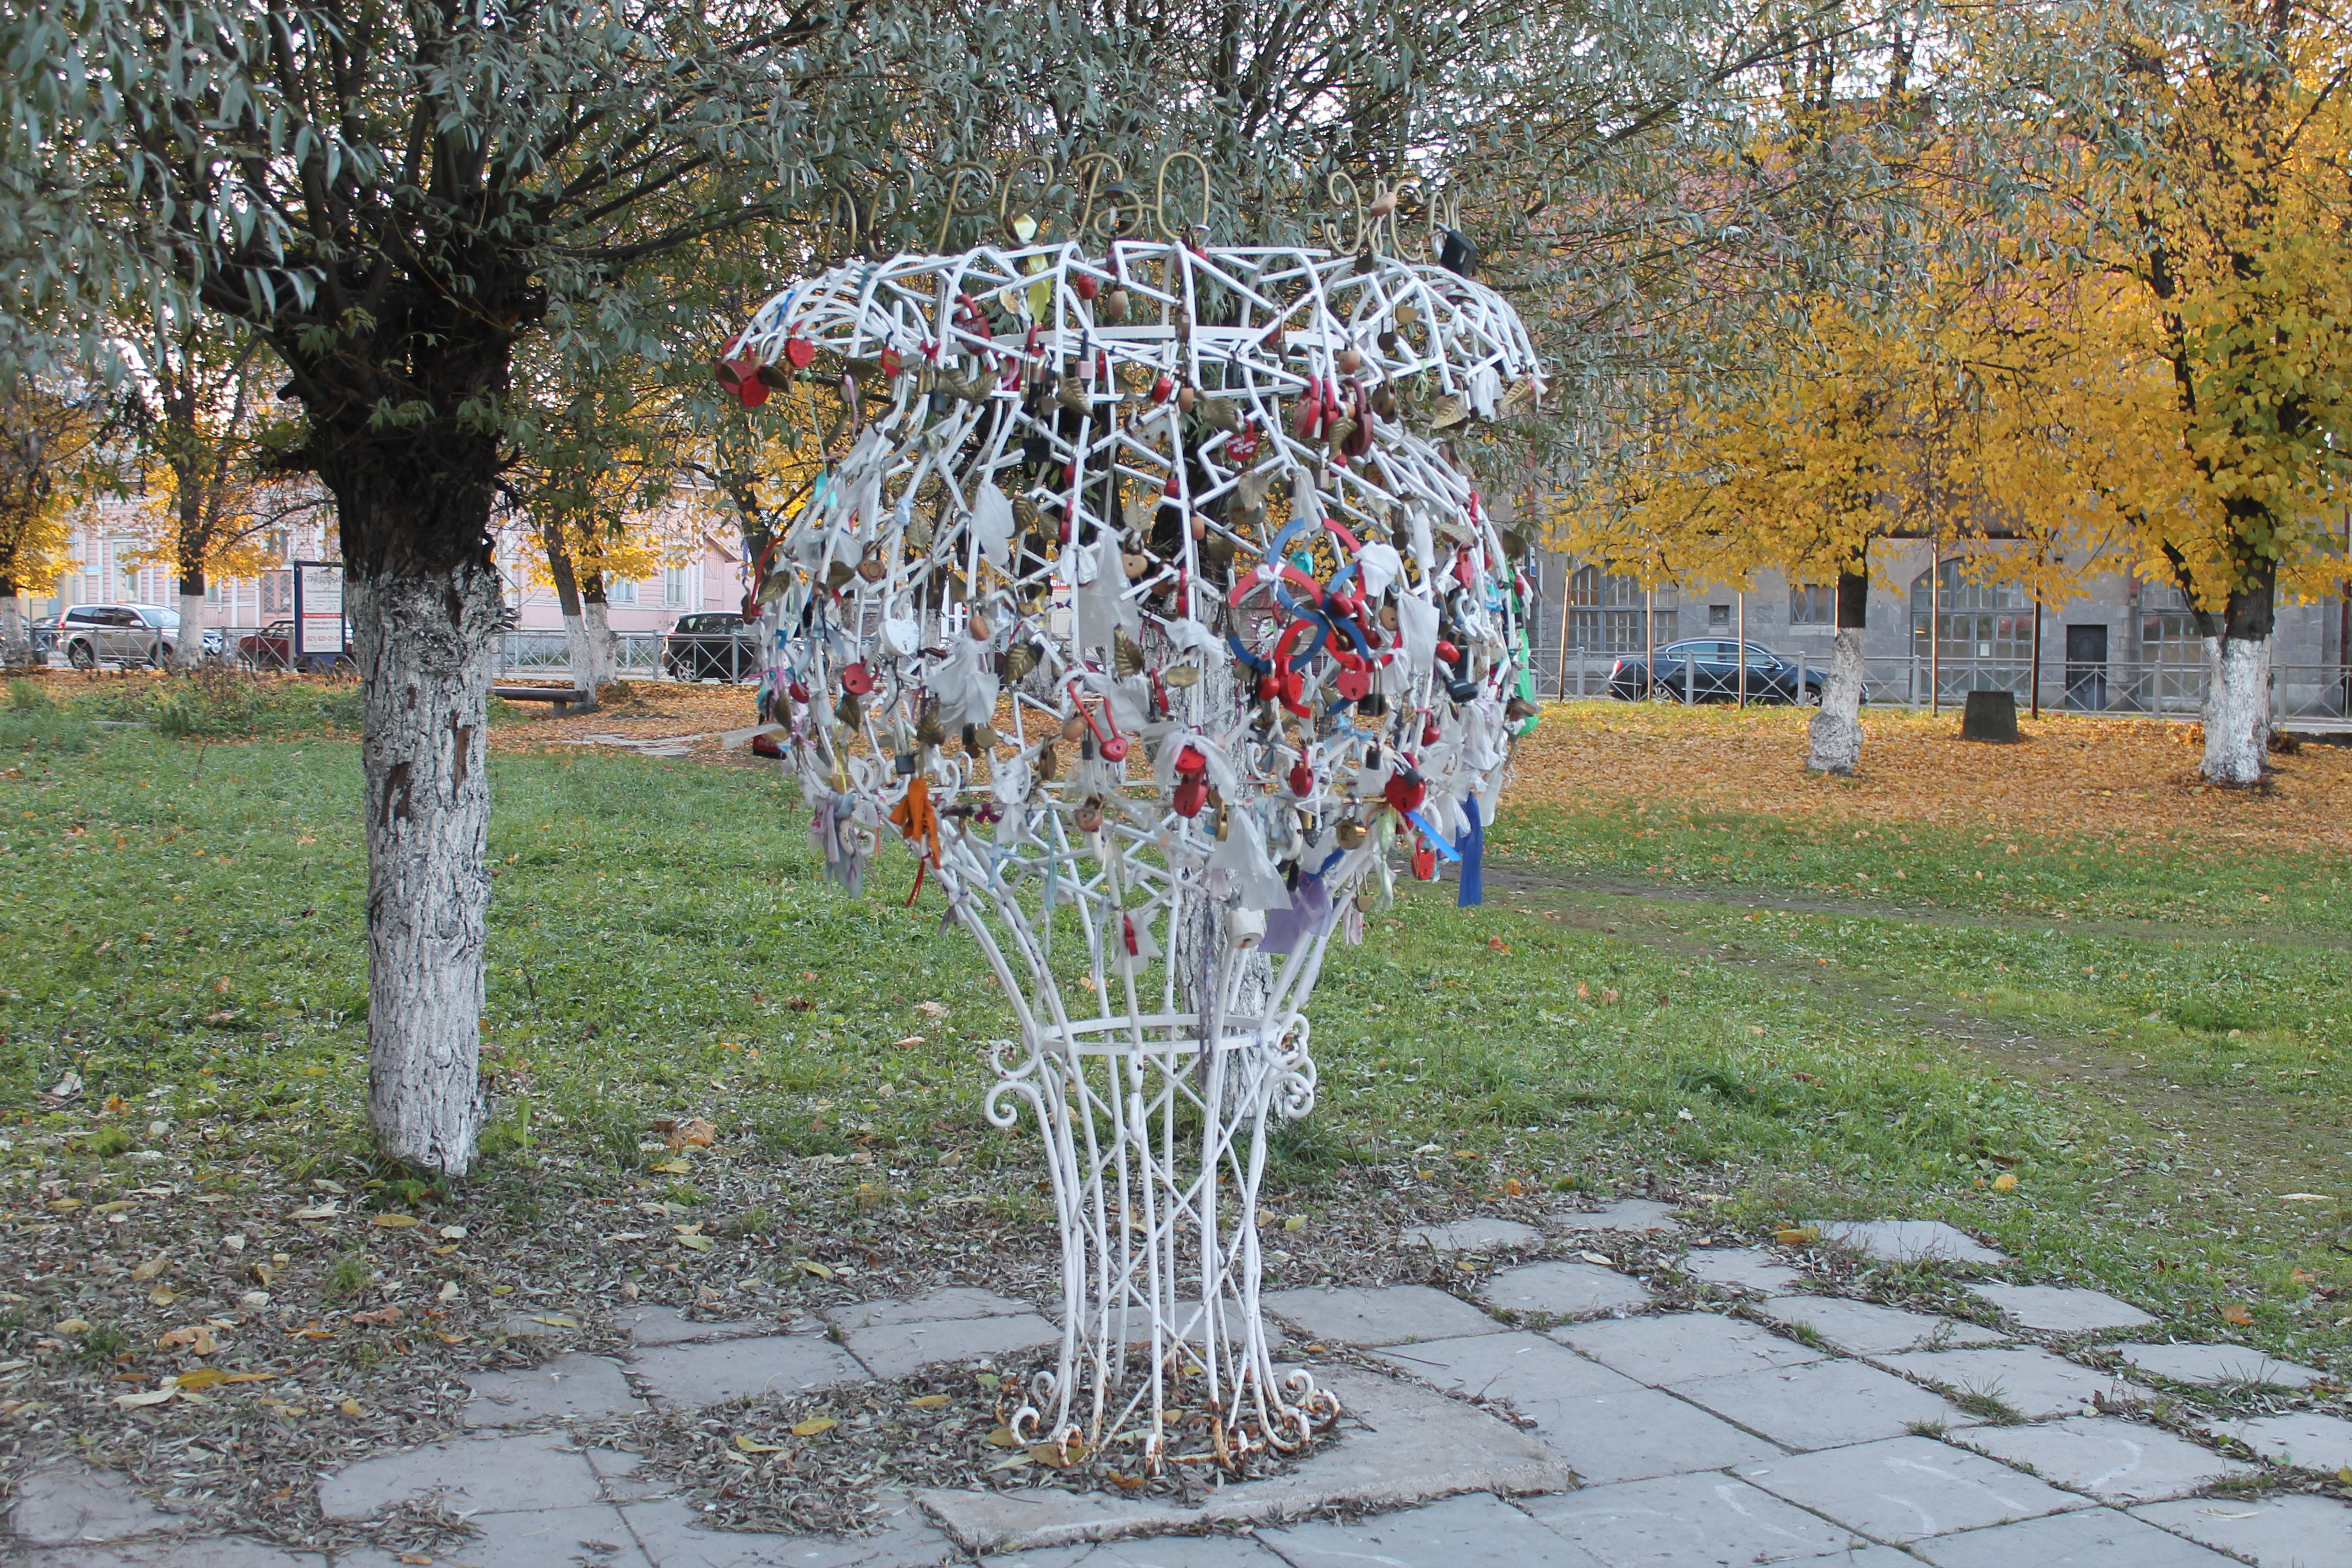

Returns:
57,603,182,668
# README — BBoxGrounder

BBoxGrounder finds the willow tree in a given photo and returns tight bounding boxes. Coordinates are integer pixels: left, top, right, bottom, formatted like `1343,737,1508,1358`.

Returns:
0,0,1205,1175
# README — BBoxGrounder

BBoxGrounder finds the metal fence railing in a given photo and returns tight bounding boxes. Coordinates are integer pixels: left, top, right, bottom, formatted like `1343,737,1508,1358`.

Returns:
1529,647,2352,725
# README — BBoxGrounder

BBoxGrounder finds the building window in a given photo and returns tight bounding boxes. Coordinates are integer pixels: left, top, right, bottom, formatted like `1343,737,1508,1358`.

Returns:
262,571,292,613
1707,603,1730,627
663,567,687,608
606,578,638,605
1910,560,2032,697
1567,565,1675,652
1789,583,1834,625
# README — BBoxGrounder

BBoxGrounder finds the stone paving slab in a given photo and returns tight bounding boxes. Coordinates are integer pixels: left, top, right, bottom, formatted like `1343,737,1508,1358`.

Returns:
624,1494,952,1566
1735,1435,2090,1542
1877,1347,2155,1421
18,1540,324,1567
623,1305,786,1346
2131,1493,2352,1567
2109,1341,2327,1389
586,1447,670,1504
988,1536,1293,1567
630,1332,867,1407
1552,1311,1822,1385
1910,1505,2239,1567
1260,1285,1503,1347
916,1366,1571,1554
342,1502,654,1568
1966,1284,2155,1334
1679,1248,1803,1294
1518,1471,1863,1565
1376,1331,1778,1483
2221,1409,2352,1471
1556,1200,1682,1234
824,1288,1041,1331
1946,1415,2260,1504
7,1464,187,1547
1672,1357,1969,1451
1811,1221,2006,1266
464,1351,644,1426
1477,1261,1651,1317
1757,1296,2007,1355
845,1311,1062,1380
319,1431,604,1519
1402,1217,1541,1251
1262,1491,1605,1568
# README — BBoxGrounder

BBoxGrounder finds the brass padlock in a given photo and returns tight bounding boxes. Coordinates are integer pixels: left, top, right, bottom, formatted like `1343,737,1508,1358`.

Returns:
1075,797,1105,834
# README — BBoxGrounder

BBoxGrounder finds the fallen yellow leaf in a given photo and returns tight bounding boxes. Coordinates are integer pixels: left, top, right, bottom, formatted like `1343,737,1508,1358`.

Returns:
790,1416,838,1437
1991,1172,2018,1193
339,1398,363,1417
368,1213,419,1229
907,1394,950,1408
1774,1227,1821,1245
647,1158,692,1175
2220,1302,2255,1326
734,1434,783,1453
986,1425,1022,1447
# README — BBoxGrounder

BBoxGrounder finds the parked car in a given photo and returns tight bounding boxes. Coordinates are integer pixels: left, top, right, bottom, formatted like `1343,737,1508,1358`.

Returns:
663,612,759,683
26,615,59,654
1609,640,1823,705
56,603,192,669
237,619,355,673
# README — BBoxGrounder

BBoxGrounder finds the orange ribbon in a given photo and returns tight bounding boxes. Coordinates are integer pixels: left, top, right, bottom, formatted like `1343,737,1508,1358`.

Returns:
888,776,943,905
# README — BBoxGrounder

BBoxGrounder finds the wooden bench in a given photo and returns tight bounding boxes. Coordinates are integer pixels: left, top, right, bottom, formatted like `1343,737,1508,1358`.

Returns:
491,684,597,716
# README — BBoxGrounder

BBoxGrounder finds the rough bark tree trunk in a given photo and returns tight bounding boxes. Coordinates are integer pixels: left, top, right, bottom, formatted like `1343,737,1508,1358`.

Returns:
539,521,597,699
2188,562,2274,786
1807,567,1870,775
348,558,502,1173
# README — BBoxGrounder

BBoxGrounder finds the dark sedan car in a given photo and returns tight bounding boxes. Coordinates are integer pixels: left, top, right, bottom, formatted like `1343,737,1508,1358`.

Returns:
1609,640,1823,704
237,619,354,673
663,612,760,683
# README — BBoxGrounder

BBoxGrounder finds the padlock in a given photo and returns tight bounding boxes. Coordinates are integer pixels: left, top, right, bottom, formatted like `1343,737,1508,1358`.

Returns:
1075,797,1105,834
1099,732,1130,763
1174,775,1208,818
1336,819,1365,850
1336,668,1371,701
841,663,876,695
1355,692,1387,717
1287,759,1313,797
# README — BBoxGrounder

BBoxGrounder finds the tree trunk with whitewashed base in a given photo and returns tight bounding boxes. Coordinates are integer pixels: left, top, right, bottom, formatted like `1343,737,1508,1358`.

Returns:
2201,634,2271,785
350,561,501,1173
1807,568,1869,775
0,588,29,669
582,595,617,689
540,521,598,700
176,578,205,669
2188,567,2273,787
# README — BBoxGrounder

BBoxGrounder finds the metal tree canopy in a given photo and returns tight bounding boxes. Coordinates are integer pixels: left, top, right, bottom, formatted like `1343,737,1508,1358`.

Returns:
718,236,1542,1473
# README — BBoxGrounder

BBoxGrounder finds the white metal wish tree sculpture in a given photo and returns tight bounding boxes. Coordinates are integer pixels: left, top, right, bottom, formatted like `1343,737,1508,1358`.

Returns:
715,206,1542,1474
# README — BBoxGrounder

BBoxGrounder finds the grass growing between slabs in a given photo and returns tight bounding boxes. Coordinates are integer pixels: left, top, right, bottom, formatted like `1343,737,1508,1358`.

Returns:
1,704,2348,1392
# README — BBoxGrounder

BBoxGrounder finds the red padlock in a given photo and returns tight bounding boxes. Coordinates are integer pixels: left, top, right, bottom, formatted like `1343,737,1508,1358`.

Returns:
1413,840,1437,880
1436,639,1461,666
1151,373,1174,404
788,679,810,704
840,663,875,696
1423,717,1442,746
1099,733,1130,762
784,335,816,369
1383,770,1426,815
1075,273,1100,301
1335,667,1371,701
1173,775,1209,818
1287,759,1313,797
878,347,903,378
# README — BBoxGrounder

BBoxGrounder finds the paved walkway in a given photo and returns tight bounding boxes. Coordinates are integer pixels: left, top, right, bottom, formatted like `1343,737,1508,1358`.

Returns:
8,1209,2348,1567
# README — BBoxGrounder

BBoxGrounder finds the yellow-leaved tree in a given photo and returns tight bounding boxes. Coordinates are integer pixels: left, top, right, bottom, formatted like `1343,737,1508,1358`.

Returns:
2060,0,2352,782
0,372,128,660
123,307,323,664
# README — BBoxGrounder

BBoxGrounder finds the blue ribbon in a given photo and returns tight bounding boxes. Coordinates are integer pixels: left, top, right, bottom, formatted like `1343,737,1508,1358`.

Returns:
1406,810,1463,861
1457,793,1485,908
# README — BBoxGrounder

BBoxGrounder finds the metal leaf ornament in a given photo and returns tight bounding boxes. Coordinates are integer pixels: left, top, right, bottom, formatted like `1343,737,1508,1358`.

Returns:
717,235,1543,1476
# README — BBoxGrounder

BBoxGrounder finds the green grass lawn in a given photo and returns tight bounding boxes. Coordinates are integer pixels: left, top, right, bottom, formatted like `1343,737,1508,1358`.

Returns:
3,681,2348,1378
